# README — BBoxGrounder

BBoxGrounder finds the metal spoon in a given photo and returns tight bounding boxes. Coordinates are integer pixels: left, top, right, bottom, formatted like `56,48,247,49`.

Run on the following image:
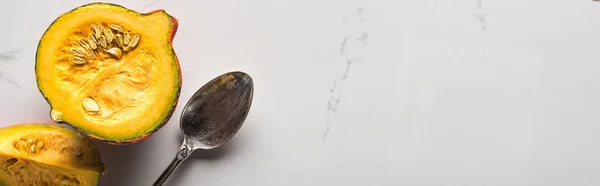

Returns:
152,71,254,186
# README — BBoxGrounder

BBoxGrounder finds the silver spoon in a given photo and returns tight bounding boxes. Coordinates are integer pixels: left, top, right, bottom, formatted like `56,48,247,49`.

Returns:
152,71,254,186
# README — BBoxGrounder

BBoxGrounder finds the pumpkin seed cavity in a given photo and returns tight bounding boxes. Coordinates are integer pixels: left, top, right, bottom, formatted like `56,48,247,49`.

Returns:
13,137,47,156
1,156,84,185
62,23,148,118
70,23,141,65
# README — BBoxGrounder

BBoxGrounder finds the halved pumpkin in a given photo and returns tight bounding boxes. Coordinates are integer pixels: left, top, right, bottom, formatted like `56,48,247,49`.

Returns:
35,2,181,144
0,123,106,186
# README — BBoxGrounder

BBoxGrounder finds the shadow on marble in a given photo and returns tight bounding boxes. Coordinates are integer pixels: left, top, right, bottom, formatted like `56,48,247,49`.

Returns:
95,137,158,186
93,113,256,185
165,119,254,185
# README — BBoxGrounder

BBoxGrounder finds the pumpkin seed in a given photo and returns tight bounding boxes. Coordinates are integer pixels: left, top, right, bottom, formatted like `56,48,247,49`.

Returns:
61,179,70,185
29,145,36,154
78,39,89,49
123,31,130,45
115,34,124,48
106,29,114,43
71,178,81,185
98,35,107,49
16,141,27,151
110,24,123,33
72,57,86,65
88,48,95,58
129,34,140,48
88,36,97,50
71,48,85,57
92,24,101,39
107,47,122,59
36,141,44,150
82,97,100,112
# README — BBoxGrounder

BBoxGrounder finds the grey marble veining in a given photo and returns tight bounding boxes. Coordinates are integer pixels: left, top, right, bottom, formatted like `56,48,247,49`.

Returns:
324,8,368,142
0,45,26,88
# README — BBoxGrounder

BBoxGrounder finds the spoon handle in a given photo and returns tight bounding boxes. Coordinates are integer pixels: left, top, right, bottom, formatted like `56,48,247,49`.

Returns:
152,145,193,186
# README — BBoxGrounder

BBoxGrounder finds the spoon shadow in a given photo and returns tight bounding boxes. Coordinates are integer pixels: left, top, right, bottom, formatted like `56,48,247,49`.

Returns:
165,120,255,185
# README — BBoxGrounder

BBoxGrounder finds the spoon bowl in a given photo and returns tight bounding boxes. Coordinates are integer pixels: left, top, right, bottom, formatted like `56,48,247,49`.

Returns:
153,71,254,186
180,71,254,149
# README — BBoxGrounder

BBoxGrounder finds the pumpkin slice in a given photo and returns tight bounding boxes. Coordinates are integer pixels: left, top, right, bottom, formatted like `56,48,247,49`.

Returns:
35,2,181,144
0,123,106,186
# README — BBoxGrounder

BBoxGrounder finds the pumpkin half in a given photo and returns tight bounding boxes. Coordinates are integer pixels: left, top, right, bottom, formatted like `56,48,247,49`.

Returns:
35,2,181,144
0,123,106,186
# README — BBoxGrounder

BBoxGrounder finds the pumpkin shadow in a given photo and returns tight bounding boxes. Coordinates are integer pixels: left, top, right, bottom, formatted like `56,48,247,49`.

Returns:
93,113,256,185
95,136,160,186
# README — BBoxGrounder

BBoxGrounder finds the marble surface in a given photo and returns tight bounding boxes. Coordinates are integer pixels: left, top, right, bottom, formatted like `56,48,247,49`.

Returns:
2,0,600,185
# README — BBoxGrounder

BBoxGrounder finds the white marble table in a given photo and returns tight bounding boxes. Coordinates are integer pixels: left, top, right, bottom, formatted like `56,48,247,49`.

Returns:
3,0,600,185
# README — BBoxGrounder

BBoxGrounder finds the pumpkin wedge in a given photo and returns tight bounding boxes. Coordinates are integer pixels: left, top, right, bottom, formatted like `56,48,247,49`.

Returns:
35,2,181,144
0,123,106,186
